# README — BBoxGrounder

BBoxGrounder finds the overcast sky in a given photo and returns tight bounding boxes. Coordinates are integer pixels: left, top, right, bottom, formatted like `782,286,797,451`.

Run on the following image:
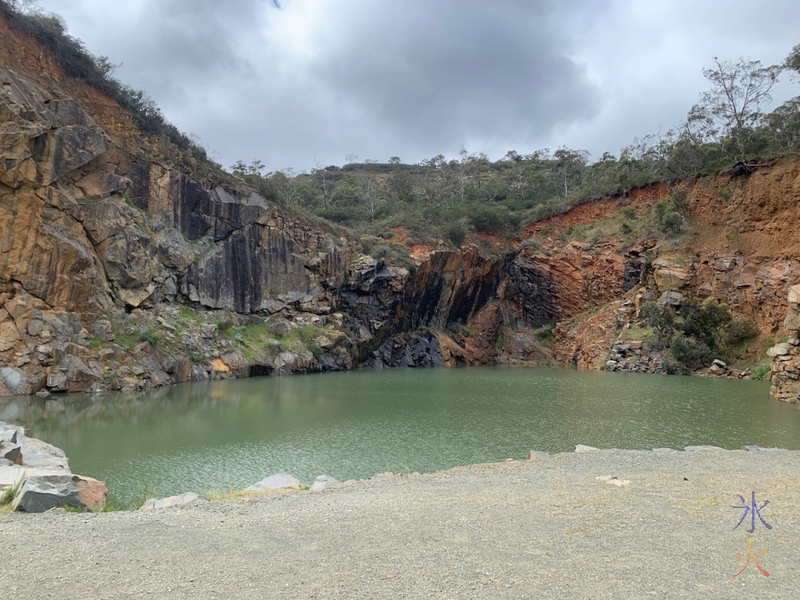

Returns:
35,0,800,172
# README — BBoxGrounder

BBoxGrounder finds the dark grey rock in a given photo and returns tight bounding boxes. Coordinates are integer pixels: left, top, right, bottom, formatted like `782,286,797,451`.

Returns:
13,474,107,513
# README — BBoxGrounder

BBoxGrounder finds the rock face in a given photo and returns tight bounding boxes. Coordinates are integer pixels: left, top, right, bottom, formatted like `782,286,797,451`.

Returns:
770,285,800,402
4,6,800,397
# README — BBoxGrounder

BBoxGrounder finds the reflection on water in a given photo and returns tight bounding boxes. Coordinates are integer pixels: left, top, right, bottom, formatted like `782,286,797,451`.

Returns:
2,367,798,505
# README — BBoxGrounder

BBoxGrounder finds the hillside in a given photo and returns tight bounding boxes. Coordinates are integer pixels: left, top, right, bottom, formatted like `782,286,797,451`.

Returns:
2,2,800,401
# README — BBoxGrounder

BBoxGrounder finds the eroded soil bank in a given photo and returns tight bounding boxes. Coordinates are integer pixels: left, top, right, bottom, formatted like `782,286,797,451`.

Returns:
3,448,799,599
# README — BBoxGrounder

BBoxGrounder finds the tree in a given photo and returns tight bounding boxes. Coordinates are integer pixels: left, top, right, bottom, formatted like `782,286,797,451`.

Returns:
357,174,385,219
786,42,800,81
230,159,264,176
5,0,39,13
313,159,330,209
270,168,299,205
388,156,401,164
692,57,782,159
765,97,800,151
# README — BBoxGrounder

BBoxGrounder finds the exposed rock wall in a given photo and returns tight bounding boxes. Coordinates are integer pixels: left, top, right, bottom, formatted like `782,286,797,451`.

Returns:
770,285,800,402
5,6,800,399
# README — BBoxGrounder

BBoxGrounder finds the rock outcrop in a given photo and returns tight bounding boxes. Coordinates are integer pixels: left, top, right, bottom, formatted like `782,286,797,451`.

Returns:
3,4,800,400
770,285,800,402
0,421,106,512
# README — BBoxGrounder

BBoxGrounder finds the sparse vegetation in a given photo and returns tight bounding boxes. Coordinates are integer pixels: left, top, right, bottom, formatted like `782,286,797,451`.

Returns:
640,299,760,371
0,0,211,163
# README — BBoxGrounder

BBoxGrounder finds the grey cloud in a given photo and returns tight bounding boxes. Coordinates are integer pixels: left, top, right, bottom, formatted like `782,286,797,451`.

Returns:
34,0,800,171
313,1,605,150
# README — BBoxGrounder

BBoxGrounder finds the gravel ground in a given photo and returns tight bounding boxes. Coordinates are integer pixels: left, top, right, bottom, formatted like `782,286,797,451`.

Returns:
2,448,800,599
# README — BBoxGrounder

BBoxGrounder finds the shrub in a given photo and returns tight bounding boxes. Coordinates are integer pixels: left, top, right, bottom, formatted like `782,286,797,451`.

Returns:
447,224,466,246
139,330,159,346
670,334,713,370
723,318,760,348
751,364,771,380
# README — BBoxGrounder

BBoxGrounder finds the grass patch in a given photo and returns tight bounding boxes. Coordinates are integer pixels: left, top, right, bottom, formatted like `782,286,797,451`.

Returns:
204,488,257,502
751,364,772,380
618,324,657,343
114,333,138,351
0,484,19,510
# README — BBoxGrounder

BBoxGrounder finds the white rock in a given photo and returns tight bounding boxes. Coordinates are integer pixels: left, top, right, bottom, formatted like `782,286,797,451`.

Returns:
767,343,791,357
140,491,207,510
575,444,598,453
245,473,301,492
595,475,630,487
310,475,340,492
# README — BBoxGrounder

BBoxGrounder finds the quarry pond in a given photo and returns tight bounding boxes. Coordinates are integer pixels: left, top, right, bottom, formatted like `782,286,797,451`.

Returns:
2,367,799,506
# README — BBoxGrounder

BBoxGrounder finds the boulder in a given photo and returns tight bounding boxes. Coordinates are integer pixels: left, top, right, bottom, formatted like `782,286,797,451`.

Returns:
788,284,800,305
784,311,800,332
140,492,207,510
575,444,598,453
0,444,22,465
0,321,22,352
526,450,550,460
245,473,301,492
309,475,340,492
684,445,725,452
0,366,45,397
60,355,102,392
13,474,107,513
90,320,115,342
657,291,684,308
767,343,792,357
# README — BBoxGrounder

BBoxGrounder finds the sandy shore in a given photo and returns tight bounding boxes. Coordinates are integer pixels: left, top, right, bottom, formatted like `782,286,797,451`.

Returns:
3,448,800,599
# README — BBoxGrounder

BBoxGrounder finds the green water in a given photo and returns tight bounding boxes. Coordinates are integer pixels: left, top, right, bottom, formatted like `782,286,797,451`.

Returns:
2,367,799,505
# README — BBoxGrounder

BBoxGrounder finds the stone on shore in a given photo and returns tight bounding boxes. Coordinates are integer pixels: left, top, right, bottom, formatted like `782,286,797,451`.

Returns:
12,474,107,513
526,450,550,460
0,443,22,465
310,475,339,492
245,473,301,492
574,444,598,453
140,492,207,510
684,445,725,452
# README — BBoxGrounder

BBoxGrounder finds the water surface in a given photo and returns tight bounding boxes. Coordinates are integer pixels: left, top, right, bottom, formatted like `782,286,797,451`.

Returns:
2,367,798,505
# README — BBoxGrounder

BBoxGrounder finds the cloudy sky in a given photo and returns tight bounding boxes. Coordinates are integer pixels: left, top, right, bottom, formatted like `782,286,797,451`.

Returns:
35,0,800,172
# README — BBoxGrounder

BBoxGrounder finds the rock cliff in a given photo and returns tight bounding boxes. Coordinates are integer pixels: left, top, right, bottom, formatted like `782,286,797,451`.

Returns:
3,6,800,400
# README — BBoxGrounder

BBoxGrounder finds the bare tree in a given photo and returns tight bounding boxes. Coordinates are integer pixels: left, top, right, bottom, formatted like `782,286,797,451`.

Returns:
272,168,299,205
357,174,385,219
6,0,40,13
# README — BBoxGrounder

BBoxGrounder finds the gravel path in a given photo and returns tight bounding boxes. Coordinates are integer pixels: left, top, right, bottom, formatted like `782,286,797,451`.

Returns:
3,448,800,599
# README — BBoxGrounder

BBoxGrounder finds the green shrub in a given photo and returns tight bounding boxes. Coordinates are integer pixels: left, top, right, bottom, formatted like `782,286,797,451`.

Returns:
670,334,713,370
447,224,466,246
724,319,760,348
751,364,771,380
139,330,159,346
